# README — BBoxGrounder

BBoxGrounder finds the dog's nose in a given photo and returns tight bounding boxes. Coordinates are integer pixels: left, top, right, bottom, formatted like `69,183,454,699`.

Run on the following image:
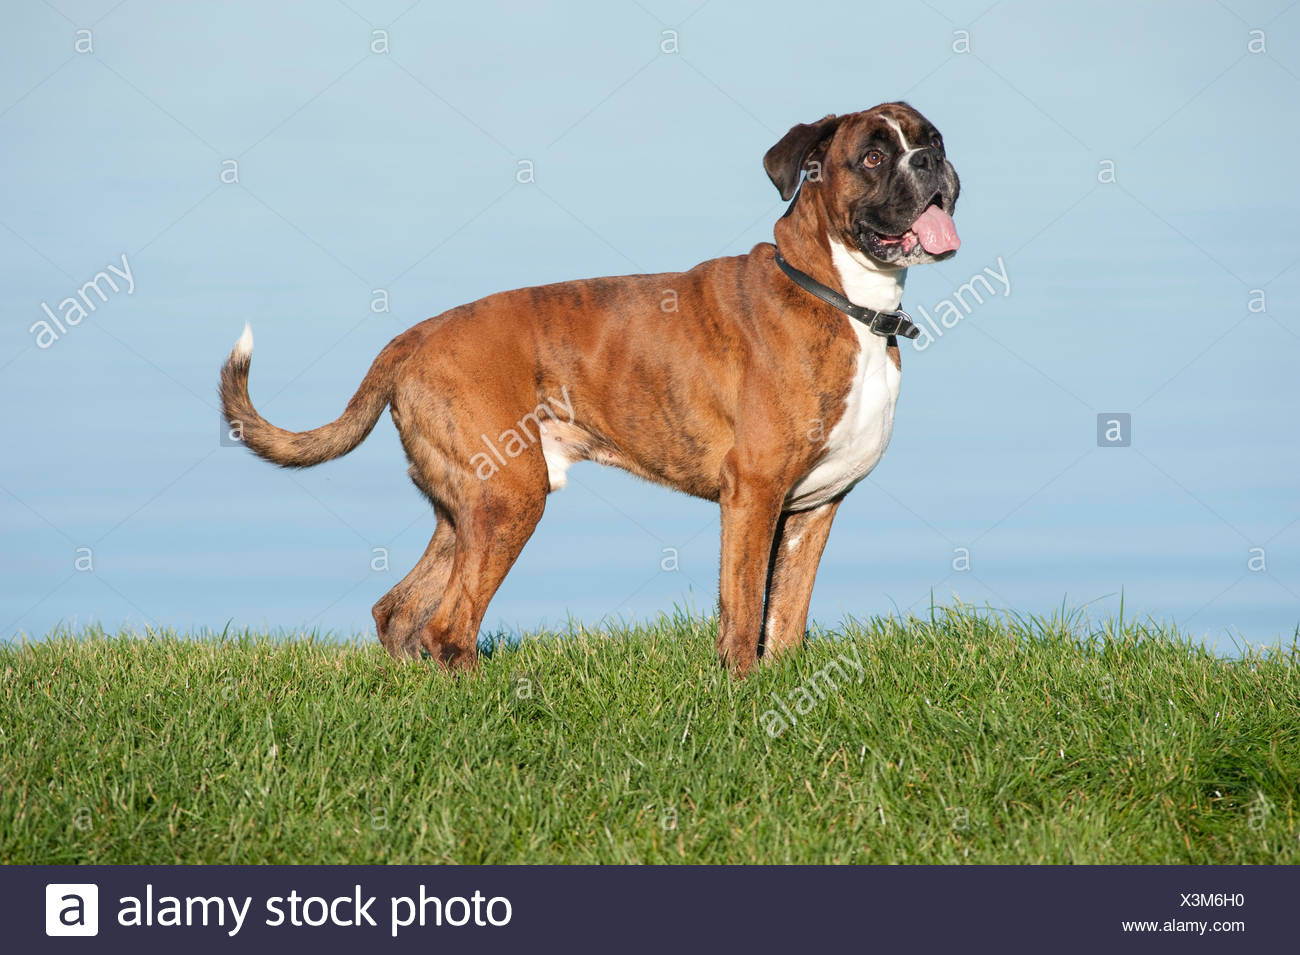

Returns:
908,148,940,172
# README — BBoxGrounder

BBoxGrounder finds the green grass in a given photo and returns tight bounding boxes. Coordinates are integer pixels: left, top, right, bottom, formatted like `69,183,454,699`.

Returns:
2,607,1297,864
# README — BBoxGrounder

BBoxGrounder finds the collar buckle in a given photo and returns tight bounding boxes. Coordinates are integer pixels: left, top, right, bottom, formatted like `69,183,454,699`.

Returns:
868,308,920,340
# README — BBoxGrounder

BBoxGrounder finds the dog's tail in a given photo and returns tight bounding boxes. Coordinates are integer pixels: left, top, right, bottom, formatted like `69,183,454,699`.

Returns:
219,323,396,468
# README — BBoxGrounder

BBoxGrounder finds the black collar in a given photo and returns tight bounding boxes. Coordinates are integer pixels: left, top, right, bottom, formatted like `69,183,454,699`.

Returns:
774,251,920,341
773,183,920,341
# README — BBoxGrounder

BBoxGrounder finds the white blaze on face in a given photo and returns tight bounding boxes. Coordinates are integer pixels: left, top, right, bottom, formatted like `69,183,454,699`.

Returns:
882,116,912,151
883,115,924,173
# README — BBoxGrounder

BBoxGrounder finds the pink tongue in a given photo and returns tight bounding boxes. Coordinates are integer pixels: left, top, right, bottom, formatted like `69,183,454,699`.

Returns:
910,205,960,254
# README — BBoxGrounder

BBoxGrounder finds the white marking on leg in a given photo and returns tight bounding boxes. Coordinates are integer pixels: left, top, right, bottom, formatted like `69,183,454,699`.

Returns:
765,609,783,639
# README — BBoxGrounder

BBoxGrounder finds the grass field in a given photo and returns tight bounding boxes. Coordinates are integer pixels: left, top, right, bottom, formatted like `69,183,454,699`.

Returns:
2,607,1297,864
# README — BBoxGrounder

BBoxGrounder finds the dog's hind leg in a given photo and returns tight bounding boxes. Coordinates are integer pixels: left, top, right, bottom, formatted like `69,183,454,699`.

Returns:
417,455,548,671
372,511,455,659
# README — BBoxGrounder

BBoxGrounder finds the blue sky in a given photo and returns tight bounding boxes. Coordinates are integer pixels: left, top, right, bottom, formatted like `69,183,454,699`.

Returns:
2,0,1298,652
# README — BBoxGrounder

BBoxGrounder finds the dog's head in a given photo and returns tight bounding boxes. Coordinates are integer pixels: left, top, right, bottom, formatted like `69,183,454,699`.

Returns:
764,102,960,267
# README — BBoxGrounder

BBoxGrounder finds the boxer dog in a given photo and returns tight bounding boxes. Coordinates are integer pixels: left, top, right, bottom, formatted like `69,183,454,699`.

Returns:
220,101,960,674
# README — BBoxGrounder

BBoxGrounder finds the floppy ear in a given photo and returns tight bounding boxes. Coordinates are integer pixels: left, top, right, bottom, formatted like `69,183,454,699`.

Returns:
763,114,842,201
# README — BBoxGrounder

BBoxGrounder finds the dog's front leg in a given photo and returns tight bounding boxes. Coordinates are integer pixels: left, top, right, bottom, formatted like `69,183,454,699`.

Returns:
760,499,841,663
716,450,785,675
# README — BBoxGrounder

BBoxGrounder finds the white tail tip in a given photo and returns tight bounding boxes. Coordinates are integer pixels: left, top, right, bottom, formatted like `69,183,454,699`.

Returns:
233,322,254,360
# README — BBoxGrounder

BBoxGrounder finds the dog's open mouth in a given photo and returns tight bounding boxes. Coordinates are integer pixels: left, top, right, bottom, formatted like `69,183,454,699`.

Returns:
862,198,961,257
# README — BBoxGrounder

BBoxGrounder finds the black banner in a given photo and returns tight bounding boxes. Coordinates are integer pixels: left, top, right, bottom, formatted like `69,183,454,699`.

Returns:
7,865,1291,952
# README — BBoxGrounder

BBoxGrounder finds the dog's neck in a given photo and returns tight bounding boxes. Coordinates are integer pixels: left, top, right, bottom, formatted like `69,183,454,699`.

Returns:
773,185,907,314
828,239,906,313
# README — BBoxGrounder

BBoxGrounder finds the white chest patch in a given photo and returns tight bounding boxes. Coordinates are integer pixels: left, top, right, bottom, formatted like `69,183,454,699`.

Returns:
786,239,905,510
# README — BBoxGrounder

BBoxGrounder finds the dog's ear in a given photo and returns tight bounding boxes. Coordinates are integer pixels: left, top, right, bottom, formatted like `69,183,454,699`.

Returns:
763,114,842,201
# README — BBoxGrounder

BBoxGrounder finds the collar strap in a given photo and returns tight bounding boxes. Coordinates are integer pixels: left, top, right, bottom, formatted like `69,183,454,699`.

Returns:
774,251,920,340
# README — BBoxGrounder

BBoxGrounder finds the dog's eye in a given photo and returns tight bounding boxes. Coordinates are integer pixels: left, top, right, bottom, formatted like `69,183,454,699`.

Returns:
931,136,943,150
863,150,884,169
